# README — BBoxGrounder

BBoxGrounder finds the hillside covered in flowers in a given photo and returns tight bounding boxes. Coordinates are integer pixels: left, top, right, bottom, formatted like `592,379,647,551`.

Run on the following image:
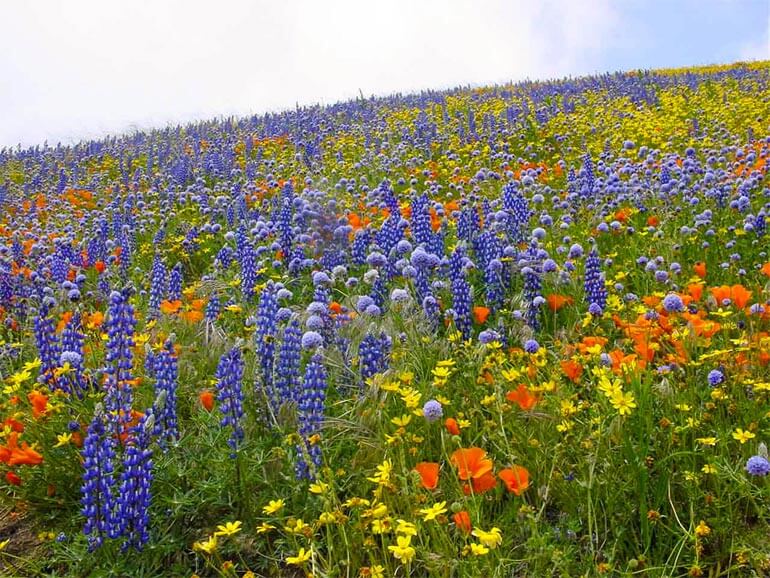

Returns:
2,61,770,576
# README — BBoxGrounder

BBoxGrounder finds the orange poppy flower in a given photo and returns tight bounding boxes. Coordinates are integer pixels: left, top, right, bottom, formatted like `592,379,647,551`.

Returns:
57,311,73,334
180,309,204,323
561,359,583,383
160,300,182,315
414,462,439,489
473,306,490,324
451,447,493,481
506,384,539,411
761,262,770,277
84,311,104,330
452,510,472,534
199,390,215,412
576,336,608,354
329,301,343,315
2,433,43,466
94,260,106,274
469,471,497,494
445,418,460,436
710,285,752,309
3,418,24,433
6,471,21,486
499,465,530,495
730,285,753,309
546,294,573,312
28,391,48,419
694,262,707,279
687,283,703,302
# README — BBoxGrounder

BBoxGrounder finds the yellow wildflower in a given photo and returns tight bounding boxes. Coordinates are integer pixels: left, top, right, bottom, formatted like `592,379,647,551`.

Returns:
387,534,416,563
262,499,285,515
732,428,755,444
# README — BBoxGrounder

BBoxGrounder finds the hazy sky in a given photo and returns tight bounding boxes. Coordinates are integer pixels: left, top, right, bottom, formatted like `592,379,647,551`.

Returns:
1,0,768,148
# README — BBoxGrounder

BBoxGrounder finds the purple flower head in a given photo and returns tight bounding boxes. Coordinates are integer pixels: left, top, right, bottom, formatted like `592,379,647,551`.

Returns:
707,369,724,387
523,339,540,354
301,331,324,350
746,455,770,476
479,330,501,344
662,293,684,313
422,400,443,422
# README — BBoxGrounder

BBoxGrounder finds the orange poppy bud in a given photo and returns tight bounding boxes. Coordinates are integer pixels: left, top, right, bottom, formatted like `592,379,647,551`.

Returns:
694,261,706,279
199,390,215,412
452,510,472,534
445,417,460,436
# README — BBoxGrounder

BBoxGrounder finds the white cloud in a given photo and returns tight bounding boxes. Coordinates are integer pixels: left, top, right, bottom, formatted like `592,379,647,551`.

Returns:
0,0,620,147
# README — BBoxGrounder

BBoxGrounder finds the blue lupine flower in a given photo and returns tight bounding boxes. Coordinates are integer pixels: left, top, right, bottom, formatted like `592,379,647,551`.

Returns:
81,407,118,551
148,254,168,316
359,331,390,388
215,346,245,456
115,411,154,551
151,339,178,447
584,249,607,316
295,353,327,480
275,320,302,404
60,313,87,396
449,245,473,340
168,263,183,302
33,300,61,388
104,288,137,433
255,282,278,408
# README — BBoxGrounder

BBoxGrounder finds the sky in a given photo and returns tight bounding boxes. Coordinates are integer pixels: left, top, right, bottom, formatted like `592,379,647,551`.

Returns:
1,0,768,148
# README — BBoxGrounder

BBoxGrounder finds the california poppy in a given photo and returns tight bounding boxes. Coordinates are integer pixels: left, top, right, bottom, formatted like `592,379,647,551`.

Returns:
414,462,439,490
5,471,21,486
473,306,490,324
445,418,460,436
762,262,770,277
451,447,493,481
2,433,43,466
546,294,573,312
561,359,583,383
452,510,472,534
694,262,707,279
160,300,182,315
686,283,703,302
199,390,215,412
180,309,204,323
469,471,498,494
499,465,530,495
506,384,539,411
27,391,48,419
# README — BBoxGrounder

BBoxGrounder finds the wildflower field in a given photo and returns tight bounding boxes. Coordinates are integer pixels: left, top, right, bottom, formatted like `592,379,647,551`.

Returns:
2,61,770,577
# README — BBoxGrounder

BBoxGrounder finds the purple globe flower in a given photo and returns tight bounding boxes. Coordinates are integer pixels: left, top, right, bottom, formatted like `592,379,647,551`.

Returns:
479,330,501,344
588,302,604,316
707,369,724,387
301,331,324,350
662,293,684,313
423,400,443,422
746,455,770,476
523,339,540,354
